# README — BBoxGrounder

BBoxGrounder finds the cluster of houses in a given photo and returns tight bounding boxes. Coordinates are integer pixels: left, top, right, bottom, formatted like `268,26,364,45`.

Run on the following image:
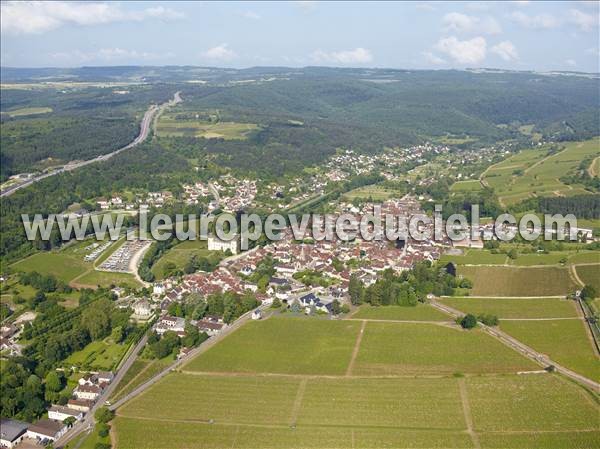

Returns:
96,191,174,211
0,372,113,448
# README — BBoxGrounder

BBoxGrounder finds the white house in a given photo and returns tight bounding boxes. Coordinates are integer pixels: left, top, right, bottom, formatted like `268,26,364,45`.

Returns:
153,283,165,296
208,234,239,254
48,405,83,422
73,384,101,401
251,309,262,320
67,399,93,412
0,418,28,448
155,315,186,335
131,298,153,321
26,419,67,443
97,371,114,384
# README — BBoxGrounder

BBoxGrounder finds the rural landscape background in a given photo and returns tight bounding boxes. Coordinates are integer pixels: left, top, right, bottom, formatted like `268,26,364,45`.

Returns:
0,2,599,449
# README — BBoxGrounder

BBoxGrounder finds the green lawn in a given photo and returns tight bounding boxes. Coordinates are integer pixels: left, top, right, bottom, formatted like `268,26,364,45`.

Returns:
185,317,360,375
151,239,223,280
352,304,451,321
64,339,129,371
440,297,579,319
6,106,53,117
157,112,258,140
500,319,600,381
458,266,576,297
353,322,536,376
11,250,90,283
75,270,142,289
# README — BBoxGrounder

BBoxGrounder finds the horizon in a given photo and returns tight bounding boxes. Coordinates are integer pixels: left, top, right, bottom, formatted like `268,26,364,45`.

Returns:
1,1,599,72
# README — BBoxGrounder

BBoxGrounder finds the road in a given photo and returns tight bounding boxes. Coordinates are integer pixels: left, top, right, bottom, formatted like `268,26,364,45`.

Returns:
55,334,149,448
108,304,269,411
430,299,600,392
1,91,182,198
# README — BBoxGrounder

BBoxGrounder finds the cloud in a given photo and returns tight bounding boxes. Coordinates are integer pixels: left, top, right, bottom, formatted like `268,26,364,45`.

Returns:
443,12,501,35
50,48,174,63
422,51,446,65
435,36,487,65
568,9,598,31
239,10,261,20
201,44,237,62
1,1,183,35
510,11,559,29
294,1,317,12
565,59,577,67
310,47,373,65
491,41,519,61
415,2,437,12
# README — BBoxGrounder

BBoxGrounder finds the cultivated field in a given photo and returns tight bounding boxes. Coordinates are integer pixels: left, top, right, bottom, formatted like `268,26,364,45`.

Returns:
353,321,536,376
342,184,401,201
483,139,599,206
500,319,600,380
112,308,600,449
185,317,361,375
440,297,579,319
157,112,258,139
4,106,53,117
351,304,451,321
458,266,577,296
439,249,508,266
450,179,483,193
576,264,600,293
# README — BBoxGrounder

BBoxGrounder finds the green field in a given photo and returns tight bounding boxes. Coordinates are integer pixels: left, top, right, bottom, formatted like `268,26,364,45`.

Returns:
65,339,129,370
439,249,508,266
157,112,258,139
110,358,171,403
75,270,142,289
342,184,401,201
151,239,223,280
450,180,483,193
185,317,360,375
5,106,53,117
114,372,599,449
352,304,451,321
441,297,579,319
458,266,576,296
483,139,599,206
353,322,536,376
500,319,600,380
11,250,89,283
576,264,600,294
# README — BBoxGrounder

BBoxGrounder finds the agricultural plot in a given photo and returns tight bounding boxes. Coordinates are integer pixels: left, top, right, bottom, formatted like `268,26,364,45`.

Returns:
11,250,89,283
157,112,258,139
440,297,579,319
352,304,451,321
110,358,171,403
450,179,483,193
500,319,600,381
458,266,576,296
185,317,360,375
342,184,401,201
113,417,474,449
483,139,599,206
4,106,53,117
576,264,600,293
296,377,465,429
439,249,508,266
466,374,598,432
353,322,536,376
119,373,300,425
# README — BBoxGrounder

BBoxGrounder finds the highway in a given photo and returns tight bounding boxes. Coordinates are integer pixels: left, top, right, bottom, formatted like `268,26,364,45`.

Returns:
0,91,182,198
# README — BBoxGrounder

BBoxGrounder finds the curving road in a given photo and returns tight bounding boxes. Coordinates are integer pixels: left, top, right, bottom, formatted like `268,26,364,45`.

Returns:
1,91,182,198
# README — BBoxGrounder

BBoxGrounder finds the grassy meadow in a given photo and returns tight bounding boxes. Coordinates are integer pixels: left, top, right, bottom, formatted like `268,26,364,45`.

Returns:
440,297,579,319
351,304,451,321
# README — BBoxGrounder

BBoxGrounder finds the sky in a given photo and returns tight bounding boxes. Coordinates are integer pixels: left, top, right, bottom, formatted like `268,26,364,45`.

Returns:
1,1,599,72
